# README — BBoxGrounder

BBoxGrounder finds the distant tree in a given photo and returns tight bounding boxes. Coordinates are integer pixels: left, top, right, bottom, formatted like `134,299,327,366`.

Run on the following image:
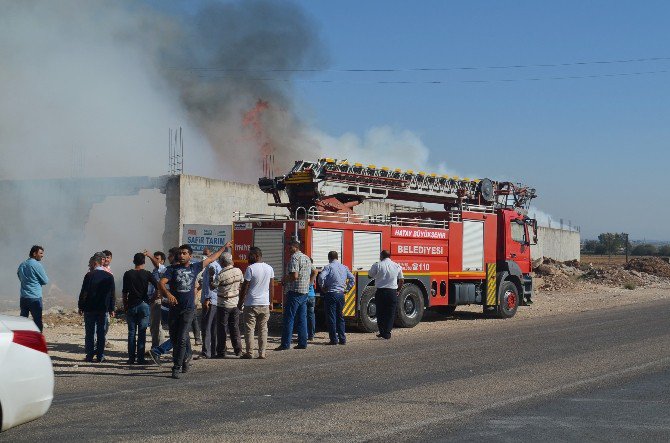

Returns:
657,245,670,257
597,233,626,258
631,244,658,256
582,240,599,253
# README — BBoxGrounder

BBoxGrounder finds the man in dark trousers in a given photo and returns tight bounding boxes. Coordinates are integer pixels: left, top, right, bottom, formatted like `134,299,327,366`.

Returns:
122,253,158,365
78,254,116,363
318,251,355,345
213,252,243,358
368,250,404,340
17,245,49,332
276,240,317,351
197,247,221,359
160,242,230,379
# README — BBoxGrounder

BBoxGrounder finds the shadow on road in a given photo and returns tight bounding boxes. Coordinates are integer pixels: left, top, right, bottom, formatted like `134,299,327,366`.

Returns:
421,309,489,323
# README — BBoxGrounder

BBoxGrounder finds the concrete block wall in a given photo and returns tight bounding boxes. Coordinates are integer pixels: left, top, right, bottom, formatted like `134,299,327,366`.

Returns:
531,226,581,262
163,175,400,248
166,175,580,262
163,175,287,249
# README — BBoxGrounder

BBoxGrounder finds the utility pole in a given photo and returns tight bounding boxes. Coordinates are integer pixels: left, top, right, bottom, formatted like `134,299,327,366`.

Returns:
624,233,629,263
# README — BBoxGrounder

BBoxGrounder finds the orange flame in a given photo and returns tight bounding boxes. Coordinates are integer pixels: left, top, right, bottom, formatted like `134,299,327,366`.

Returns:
242,99,274,176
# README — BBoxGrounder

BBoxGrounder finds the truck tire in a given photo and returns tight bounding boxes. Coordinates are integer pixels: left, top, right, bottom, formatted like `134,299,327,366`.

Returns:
357,286,379,333
395,283,425,328
495,280,519,319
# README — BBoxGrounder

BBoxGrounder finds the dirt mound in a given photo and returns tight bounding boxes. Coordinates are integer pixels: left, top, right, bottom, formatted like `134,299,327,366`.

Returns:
624,257,670,278
532,256,670,292
533,258,586,291
582,267,645,287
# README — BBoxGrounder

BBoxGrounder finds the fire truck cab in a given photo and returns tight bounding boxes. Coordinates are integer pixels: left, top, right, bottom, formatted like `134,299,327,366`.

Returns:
232,158,538,333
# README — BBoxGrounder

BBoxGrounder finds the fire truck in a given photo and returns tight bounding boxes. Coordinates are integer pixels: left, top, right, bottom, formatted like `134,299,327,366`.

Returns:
232,158,538,332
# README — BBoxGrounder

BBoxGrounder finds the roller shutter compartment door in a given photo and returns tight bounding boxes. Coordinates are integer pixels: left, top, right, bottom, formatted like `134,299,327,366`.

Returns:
311,229,343,268
353,231,382,271
462,220,484,271
253,229,284,279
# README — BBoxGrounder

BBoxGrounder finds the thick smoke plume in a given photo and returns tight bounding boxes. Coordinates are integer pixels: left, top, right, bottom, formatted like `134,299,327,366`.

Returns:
0,0,326,182
158,1,328,178
0,0,327,303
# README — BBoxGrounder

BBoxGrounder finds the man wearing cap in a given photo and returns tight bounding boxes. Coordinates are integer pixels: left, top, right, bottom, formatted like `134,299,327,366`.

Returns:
212,252,243,357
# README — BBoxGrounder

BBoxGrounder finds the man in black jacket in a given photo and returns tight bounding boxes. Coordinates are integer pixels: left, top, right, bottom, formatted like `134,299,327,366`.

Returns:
79,254,116,363
122,253,158,365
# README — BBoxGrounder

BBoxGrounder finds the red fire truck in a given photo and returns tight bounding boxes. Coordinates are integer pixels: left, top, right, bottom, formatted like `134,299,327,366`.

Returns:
232,158,538,332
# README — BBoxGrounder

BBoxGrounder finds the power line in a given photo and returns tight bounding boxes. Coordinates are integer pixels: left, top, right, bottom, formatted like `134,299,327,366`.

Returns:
195,69,670,84
169,56,670,73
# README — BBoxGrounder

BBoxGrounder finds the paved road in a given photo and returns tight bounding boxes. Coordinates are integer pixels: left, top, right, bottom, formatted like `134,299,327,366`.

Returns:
3,298,670,442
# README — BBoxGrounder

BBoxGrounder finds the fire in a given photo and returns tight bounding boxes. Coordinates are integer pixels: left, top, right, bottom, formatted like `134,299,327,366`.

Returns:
242,99,275,177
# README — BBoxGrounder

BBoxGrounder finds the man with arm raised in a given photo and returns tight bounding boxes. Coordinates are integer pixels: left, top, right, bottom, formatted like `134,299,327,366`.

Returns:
159,241,231,379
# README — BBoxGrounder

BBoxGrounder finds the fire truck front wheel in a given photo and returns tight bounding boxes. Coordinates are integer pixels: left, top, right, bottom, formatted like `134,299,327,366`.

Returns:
495,280,519,319
395,284,425,328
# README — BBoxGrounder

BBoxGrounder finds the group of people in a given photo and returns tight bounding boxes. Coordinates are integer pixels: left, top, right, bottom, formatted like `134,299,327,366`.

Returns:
17,239,405,380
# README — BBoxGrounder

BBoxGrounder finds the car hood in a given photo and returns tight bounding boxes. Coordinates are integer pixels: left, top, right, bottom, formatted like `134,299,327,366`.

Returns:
0,314,40,332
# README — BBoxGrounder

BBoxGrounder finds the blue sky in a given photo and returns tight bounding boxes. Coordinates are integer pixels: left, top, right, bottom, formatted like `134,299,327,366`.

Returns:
294,1,670,241
156,1,670,240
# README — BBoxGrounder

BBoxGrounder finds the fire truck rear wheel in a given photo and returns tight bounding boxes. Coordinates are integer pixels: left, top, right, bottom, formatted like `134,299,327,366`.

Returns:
495,281,519,319
395,284,425,328
357,286,379,333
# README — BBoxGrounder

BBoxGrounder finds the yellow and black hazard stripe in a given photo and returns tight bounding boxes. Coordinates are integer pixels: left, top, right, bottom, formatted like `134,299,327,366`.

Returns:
486,263,497,306
284,171,313,184
342,285,357,317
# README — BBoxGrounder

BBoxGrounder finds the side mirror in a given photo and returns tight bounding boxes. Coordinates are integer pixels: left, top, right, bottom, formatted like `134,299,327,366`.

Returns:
526,218,538,245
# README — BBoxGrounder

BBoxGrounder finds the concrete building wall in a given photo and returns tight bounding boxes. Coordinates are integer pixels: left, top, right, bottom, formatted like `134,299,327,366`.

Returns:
531,226,581,262
167,175,580,262
163,175,400,249
163,175,287,249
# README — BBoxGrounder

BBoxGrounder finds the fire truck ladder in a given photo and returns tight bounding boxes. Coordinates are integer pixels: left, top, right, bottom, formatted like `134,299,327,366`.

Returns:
259,158,536,213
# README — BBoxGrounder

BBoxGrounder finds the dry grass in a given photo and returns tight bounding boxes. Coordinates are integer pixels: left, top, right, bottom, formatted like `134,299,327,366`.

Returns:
581,254,632,267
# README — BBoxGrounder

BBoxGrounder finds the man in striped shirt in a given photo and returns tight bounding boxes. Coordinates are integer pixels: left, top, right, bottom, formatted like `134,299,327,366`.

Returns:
213,252,243,357
276,240,316,351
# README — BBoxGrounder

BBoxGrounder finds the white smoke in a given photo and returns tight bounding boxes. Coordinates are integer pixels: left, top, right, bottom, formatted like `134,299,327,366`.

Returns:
311,126,460,176
0,1,216,180
529,206,576,231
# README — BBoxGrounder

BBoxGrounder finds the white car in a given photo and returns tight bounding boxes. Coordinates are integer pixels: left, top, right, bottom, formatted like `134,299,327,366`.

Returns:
0,314,54,431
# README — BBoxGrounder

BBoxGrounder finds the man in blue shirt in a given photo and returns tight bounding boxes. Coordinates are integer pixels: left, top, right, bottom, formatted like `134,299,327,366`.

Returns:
145,250,167,349
198,255,221,359
318,251,355,345
149,247,178,365
17,245,49,332
160,242,230,379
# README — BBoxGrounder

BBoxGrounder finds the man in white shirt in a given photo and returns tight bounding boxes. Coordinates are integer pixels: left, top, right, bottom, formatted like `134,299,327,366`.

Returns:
368,250,404,339
238,247,274,359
